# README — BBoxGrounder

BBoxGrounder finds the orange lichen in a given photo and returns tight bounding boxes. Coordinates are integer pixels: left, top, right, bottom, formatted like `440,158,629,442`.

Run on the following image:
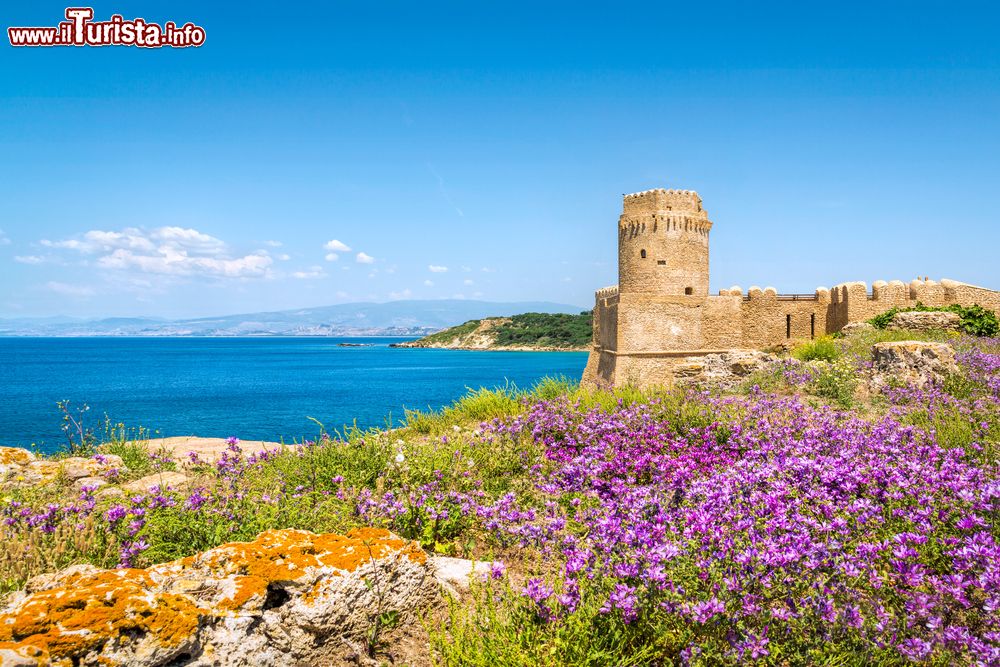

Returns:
0,568,204,661
0,447,34,466
214,575,268,611
173,528,425,590
0,528,425,662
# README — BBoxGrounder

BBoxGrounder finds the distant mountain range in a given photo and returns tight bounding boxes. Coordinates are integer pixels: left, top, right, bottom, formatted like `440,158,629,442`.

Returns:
0,300,589,337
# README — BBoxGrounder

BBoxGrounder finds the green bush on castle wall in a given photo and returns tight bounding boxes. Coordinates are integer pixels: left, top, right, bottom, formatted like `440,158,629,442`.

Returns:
868,302,999,337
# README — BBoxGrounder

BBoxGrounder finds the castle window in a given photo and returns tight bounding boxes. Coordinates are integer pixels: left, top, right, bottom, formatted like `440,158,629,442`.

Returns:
786,314,792,338
640,249,646,259
810,314,815,339
657,260,666,265
684,287,693,295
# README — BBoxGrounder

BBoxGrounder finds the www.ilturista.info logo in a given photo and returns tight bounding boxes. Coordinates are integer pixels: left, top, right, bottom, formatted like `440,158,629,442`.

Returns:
8,8,205,48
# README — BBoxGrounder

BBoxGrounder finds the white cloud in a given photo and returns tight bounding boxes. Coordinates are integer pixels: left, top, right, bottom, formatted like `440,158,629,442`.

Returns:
481,267,496,273
388,288,413,300
562,277,572,282
452,293,466,300
356,252,375,264
423,279,434,287
292,266,327,279
324,239,351,252
265,240,283,247
277,253,291,261
472,291,483,298
97,248,272,278
46,281,95,297
40,226,273,279
0,229,10,246
324,253,340,262
335,290,349,298
461,266,472,272
428,265,448,273
463,279,474,286
14,255,44,265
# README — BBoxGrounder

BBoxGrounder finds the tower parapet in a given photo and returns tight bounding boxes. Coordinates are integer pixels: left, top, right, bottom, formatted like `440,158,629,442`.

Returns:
622,189,706,216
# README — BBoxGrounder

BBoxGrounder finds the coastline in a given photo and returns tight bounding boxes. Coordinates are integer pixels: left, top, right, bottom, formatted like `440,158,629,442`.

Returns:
389,341,587,352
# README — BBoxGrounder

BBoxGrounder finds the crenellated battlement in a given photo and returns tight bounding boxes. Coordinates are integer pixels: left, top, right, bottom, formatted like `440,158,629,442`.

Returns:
622,189,706,217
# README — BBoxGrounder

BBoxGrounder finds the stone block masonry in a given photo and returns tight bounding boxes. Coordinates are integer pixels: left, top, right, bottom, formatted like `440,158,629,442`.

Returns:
582,188,1000,388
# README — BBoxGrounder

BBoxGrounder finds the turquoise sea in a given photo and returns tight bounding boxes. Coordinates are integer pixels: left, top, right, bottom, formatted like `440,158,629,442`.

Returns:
0,337,588,453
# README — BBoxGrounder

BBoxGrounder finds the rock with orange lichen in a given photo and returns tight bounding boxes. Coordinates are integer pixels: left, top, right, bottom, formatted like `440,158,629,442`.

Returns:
0,448,36,468
0,528,436,666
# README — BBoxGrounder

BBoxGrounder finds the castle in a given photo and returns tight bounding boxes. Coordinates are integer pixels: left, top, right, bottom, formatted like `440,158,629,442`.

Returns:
581,188,1000,388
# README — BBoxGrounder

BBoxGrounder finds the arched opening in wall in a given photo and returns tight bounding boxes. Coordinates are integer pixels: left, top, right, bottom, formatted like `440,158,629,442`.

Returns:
684,287,693,295
640,249,646,259
786,314,792,338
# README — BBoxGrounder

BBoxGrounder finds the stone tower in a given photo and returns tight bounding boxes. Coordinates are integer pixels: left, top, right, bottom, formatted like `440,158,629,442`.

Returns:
618,189,712,296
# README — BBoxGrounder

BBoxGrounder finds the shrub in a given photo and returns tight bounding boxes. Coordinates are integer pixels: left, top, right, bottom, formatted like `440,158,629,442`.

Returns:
868,302,999,337
791,336,840,362
492,312,592,348
808,358,858,407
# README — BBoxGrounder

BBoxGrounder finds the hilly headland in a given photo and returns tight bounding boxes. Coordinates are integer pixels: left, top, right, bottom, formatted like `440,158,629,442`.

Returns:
390,311,592,351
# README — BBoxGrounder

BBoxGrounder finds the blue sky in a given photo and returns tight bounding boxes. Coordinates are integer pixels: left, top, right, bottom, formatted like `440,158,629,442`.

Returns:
2,1,999,318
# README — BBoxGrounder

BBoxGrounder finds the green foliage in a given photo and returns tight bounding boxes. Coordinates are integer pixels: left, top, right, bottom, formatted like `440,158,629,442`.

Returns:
98,419,157,478
792,336,840,362
868,302,999,337
404,382,526,434
491,311,593,348
431,579,659,667
415,311,593,349
531,375,579,401
869,308,901,330
809,359,858,407
955,303,1000,337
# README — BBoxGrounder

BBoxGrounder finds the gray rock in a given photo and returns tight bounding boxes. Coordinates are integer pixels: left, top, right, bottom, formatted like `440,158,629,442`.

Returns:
0,647,44,667
870,341,958,391
432,556,495,598
888,310,961,332
0,529,437,667
673,350,781,390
